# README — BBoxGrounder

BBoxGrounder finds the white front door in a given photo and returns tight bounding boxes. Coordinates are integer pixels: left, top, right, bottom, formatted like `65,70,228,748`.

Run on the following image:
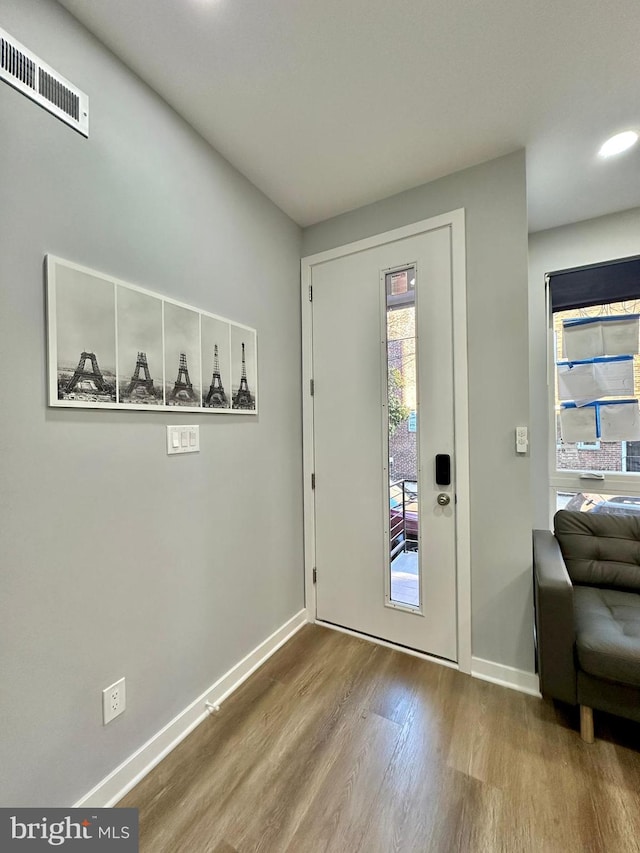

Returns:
306,218,465,660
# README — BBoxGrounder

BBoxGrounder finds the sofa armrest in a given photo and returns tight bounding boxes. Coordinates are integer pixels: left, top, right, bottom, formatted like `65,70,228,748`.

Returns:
533,529,577,704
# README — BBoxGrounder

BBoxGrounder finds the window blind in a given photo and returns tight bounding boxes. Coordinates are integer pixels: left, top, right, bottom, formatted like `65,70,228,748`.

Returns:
549,255,640,313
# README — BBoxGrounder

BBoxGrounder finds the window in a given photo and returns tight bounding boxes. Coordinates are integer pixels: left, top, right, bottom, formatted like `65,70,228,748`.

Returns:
548,256,640,521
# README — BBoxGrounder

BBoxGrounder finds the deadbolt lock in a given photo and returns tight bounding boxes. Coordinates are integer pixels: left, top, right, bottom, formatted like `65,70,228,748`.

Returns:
437,493,450,506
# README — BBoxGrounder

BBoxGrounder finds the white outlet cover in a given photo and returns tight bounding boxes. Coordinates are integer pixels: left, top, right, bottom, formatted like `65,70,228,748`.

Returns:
102,677,126,725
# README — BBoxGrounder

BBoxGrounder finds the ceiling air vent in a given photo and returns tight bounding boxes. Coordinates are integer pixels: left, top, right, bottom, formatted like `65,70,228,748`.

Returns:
0,26,88,137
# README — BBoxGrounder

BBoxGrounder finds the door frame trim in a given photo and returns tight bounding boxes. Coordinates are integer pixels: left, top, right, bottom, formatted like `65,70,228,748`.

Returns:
301,209,471,674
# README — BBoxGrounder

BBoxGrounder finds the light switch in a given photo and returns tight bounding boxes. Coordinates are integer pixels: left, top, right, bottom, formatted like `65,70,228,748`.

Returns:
515,426,528,454
167,425,200,455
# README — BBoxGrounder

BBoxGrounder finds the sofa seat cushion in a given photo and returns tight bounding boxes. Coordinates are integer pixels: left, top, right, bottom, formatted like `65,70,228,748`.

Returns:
574,586,640,687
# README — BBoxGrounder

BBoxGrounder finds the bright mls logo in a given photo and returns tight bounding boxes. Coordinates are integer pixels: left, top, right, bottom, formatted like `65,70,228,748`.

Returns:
2,809,138,850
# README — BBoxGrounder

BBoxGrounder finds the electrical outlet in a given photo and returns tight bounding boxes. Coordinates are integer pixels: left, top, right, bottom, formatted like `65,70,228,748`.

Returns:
102,677,126,725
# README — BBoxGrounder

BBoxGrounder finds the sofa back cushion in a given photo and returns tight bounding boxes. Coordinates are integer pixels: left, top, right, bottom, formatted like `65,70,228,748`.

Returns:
555,509,640,591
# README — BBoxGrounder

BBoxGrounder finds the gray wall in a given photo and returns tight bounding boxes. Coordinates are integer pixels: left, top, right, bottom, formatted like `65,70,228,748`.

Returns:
528,208,640,528
0,0,303,807
303,151,533,672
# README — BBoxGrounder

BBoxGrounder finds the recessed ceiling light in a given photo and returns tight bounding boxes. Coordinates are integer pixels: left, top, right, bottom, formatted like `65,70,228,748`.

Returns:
598,131,638,158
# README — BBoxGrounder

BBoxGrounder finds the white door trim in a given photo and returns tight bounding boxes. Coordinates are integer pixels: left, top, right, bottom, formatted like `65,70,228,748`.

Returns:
301,209,471,674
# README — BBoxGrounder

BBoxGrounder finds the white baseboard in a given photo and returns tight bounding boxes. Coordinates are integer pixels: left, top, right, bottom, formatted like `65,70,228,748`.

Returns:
74,608,309,808
471,656,540,697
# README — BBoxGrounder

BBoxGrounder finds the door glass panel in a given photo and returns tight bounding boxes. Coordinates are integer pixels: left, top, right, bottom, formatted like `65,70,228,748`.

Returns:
385,267,420,608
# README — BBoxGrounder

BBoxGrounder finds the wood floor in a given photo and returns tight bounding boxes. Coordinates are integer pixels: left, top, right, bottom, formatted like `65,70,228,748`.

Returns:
118,624,640,852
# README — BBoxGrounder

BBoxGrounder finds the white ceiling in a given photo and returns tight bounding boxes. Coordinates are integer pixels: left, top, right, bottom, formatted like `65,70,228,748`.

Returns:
57,0,640,231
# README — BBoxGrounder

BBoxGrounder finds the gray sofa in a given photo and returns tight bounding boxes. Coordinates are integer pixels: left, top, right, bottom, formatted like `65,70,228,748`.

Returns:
533,509,640,742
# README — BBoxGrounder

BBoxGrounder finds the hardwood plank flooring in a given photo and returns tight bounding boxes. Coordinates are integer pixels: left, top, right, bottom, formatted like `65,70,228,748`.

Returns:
118,624,640,852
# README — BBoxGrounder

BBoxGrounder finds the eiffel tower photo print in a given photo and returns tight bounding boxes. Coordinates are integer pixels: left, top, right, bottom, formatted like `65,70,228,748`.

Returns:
116,284,163,405
47,256,257,413
170,352,198,402
164,302,201,407
50,261,117,403
204,345,229,407
231,325,257,411
201,315,231,408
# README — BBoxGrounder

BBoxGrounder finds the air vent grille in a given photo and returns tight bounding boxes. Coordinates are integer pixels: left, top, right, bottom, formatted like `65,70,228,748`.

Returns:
0,26,88,136
39,67,79,121
1,36,36,89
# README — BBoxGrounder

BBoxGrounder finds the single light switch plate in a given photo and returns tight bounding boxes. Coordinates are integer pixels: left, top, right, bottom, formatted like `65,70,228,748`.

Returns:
167,425,200,455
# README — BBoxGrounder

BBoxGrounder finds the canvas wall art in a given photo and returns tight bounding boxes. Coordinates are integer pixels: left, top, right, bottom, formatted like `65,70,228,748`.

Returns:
46,256,258,414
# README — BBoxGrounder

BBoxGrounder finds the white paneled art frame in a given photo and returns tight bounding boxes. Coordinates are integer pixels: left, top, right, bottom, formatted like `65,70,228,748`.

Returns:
46,256,258,414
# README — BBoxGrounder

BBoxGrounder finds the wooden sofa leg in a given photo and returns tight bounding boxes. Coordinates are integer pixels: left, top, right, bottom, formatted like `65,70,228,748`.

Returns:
580,705,594,743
